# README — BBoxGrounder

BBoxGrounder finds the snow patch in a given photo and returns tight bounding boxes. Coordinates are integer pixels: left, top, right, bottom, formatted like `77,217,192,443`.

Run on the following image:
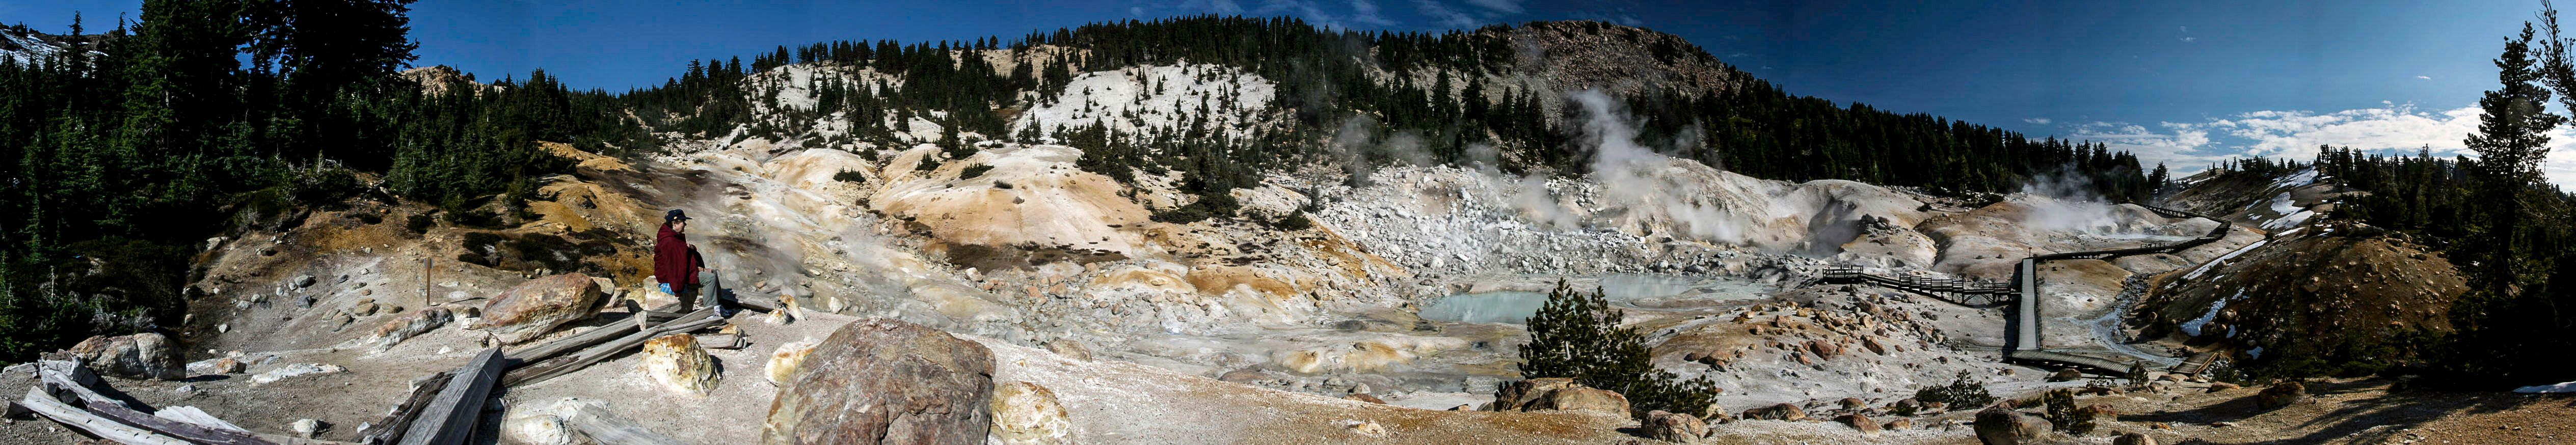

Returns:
2183,239,2267,281
2514,381,2576,393
2179,291,2238,337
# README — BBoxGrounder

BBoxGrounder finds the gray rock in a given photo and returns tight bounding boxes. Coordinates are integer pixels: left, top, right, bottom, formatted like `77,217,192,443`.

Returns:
1644,410,1709,441
762,318,993,444
55,333,184,380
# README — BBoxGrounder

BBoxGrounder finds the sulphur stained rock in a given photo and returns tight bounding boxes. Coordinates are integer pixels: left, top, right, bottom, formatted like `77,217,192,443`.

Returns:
1973,405,2048,445
58,333,184,380
766,339,818,385
1488,378,1579,411
639,333,719,397
762,318,993,444
481,273,605,344
1532,387,1629,415
503,398,595,445
987,381,1071,445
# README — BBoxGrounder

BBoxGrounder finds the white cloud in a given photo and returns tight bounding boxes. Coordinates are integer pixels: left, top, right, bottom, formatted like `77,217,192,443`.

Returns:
1350,0,1394,26
1414,0,1482,28
1132,6,1148,16
2417,75,2433,80
2070,103,2576,188
1465,0,1525,14
2025,118,2053,125
2181,37,2197,42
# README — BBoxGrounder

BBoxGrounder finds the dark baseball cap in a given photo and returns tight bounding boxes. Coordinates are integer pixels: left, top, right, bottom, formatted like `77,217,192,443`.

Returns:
666,209,692,223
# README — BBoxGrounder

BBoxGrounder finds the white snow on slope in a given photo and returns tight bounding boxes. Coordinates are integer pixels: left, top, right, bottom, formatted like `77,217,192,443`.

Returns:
3,30,65,65
1017,63,1275,140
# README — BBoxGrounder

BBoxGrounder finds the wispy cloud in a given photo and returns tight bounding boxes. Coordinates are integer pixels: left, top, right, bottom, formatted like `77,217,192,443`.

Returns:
2416,75,2433,80
1465,0,1525,14
2070,102,2576,188
2180,37,2197,42
1414,0,1481,28
1350,0,1394,26
2025,118,2053,125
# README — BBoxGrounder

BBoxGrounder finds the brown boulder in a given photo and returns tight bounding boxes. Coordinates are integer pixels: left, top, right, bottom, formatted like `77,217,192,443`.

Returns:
1839,397,1866,410
1741,403,1807,422
1839,413,1881,434
2206,382,2241,393
1490,378,1580,411
2255,381,2305,410
369,307,453,351
762,318,994,444
58,333,184,380
1883,418,1913,430
1343,393,1388,404
1974,405,2048,445
480,273,605,344
2114,432,2158,445
2049,368,2083,382
1644,410,1709,442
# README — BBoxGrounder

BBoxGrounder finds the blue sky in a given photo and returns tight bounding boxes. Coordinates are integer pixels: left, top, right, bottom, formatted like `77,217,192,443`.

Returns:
8,0,2574,185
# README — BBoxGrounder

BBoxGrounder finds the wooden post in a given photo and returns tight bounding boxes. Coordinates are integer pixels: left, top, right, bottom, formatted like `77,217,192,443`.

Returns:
422,258,433,309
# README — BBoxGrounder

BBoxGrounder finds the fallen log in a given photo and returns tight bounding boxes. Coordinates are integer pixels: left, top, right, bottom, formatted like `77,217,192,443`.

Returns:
355,371,454,445
395,348,504,445
35,361,277,444
505,303,686,365
563,401,688,445
500,307,722,387
16,386,191,445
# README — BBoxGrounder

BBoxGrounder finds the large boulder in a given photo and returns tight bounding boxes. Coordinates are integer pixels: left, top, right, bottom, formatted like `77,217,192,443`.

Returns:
639,333,719,397
481,273,605,344
2114,432,2159,445
987,381,1071,445
2256,381,2305,410
762,318,995,444
1974,405,2049,445
58,333,184,380
1643,410,1709,442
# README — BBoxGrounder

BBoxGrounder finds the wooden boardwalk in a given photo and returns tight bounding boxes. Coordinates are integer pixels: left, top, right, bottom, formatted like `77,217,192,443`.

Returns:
1817,203,2239,377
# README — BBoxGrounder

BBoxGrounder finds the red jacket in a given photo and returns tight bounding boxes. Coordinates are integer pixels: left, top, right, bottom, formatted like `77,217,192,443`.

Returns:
654,223,703,287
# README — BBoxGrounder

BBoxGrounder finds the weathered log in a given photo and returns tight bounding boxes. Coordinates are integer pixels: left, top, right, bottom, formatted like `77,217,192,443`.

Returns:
395,348,504,445
152,406,249,433
562,401,688,445
500,307,723,387
35,361,277,444
16,386,191,445
505,303,687,366
355,371,455,445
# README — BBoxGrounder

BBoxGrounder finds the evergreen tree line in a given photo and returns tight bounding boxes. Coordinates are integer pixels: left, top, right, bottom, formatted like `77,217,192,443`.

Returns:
0,0,635,361
626,15,2148,204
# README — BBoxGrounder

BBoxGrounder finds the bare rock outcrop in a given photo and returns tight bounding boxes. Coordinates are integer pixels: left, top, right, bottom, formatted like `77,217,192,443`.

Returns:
987,381,1071,445
1487,378,1629,415
481,273,605,344
56,332,184,380
762,318,995,444
640,333,719,397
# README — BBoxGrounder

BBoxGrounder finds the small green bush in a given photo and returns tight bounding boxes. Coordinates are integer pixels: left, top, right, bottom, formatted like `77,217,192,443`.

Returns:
959,164,994,179
2042,388,2097,434
833,170,868,183
406,214,436,234
1915,370,1997,408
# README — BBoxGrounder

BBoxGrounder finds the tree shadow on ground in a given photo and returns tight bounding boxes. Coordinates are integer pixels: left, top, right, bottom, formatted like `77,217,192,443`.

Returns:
2128,378,2540,444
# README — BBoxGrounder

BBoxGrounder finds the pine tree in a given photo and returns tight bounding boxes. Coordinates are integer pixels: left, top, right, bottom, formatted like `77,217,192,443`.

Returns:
1519,280,1721,418
2462,22,2562,289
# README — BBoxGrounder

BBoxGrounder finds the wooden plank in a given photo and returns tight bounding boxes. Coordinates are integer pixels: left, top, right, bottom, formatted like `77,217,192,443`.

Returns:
563,402,688,445
356,371,454,445
34,363,278,445
507,303,690,366
396,348,505,445
16,387,191,445
153,406,249,433
500,307,722,387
